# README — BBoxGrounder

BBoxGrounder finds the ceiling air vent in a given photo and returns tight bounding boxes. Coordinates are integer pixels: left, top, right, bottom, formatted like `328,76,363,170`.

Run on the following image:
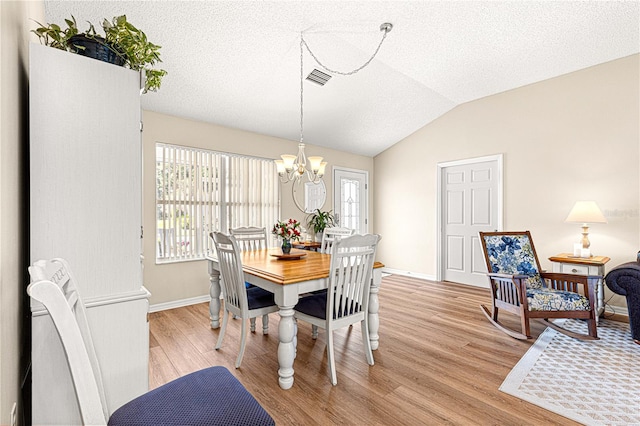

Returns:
306,69,332,86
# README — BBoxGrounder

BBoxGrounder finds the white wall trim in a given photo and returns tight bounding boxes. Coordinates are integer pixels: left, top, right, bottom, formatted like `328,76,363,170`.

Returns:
149,294,210,313
436,153,504,282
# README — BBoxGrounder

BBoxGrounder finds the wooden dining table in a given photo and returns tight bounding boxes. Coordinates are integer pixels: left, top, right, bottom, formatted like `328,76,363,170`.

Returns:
206,248,384,390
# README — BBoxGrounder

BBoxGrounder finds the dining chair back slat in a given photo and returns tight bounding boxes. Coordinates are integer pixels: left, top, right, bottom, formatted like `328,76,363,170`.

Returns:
230,227,268,251
319,227,355,254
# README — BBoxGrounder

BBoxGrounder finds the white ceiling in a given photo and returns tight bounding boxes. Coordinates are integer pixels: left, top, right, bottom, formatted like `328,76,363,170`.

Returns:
43,1,640,157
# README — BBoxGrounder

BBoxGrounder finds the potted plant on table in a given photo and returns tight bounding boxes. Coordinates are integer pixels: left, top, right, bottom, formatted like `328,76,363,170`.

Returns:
32,15,167,93
271,219,302,254
306,209,336,242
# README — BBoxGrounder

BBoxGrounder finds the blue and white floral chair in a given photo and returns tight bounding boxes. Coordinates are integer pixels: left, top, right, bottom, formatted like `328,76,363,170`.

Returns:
479,231,599,340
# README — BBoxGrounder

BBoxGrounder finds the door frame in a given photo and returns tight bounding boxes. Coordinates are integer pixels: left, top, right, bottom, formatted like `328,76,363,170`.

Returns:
332,166,369,233
436,154,504,283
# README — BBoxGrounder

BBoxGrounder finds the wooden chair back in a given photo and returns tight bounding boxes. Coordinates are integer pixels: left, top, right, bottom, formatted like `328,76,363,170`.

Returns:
230,227,268,251
320,227,355,254
27,258,109,425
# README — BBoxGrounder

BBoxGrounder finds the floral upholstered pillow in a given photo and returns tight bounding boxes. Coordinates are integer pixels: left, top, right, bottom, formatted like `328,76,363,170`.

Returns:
483,234,545,289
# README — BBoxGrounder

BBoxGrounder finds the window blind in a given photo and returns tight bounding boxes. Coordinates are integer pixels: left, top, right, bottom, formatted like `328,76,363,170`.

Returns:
156,143,279,262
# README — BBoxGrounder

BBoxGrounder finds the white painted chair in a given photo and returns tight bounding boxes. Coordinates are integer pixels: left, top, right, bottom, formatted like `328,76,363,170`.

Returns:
319,227,355,254
228,226,269,327
229,226,268,251
27,258,274,425
294,234,381,385
211,232,279,368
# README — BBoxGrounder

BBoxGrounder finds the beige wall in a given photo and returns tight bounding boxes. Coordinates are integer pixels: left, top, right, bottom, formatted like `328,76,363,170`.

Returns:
142,111,374,305
1,1,44,424
374,54,639,308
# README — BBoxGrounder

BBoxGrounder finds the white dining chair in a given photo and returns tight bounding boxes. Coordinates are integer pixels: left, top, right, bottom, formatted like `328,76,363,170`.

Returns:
294,233,381,385
211,232,279,368
319,227,355,254
228,226,269,327
229,226,268,251
27,258,275,425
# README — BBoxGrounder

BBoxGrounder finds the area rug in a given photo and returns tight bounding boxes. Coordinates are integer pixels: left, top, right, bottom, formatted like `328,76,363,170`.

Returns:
500,319,640,426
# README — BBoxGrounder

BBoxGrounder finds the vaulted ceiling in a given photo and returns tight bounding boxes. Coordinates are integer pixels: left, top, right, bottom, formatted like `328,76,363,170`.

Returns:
43,1,639,156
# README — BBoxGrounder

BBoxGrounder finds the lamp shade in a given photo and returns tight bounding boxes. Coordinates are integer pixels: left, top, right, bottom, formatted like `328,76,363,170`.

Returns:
565,201,607,224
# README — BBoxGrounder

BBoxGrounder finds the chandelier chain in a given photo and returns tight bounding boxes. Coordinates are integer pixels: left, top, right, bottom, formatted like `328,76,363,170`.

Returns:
301,28,389,76
300,34,304,146
277,23,392,186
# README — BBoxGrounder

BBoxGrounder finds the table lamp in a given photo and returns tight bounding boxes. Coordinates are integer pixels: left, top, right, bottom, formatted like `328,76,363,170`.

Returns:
565,201,607,256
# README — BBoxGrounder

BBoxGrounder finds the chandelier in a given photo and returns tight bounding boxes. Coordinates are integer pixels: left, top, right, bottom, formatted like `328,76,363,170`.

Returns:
275,23,393,184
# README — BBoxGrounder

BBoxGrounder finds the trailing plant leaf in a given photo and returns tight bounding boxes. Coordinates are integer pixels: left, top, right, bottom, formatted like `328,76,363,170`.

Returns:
31,16,78,50
32,14,166,93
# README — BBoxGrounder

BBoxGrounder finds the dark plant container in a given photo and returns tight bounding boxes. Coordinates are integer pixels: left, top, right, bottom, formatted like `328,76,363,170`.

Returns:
67,34,125,66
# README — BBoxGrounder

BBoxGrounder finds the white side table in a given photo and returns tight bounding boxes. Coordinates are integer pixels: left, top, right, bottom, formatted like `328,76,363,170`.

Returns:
549,253,610,320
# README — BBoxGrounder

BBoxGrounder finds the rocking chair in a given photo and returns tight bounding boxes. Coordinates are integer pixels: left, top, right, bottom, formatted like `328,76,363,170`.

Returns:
479,231,599,340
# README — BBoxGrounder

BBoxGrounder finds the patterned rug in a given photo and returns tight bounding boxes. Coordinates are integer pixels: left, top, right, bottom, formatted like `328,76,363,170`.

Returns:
500,319,640,426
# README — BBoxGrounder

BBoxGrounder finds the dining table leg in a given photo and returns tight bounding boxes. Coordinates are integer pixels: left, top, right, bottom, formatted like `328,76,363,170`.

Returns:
208,263,221,329
277,304,296,389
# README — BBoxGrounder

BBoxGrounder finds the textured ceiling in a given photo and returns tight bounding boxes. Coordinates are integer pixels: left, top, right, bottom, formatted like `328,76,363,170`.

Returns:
43,1,640,157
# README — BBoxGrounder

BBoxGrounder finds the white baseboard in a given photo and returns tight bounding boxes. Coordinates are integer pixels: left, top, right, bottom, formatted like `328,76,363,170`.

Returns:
381,267,436,282
604,304,630,320
149,295,211,313
147,280,632,323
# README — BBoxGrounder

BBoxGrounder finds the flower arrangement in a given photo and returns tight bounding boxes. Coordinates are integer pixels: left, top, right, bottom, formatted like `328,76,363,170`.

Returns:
271,219,302,242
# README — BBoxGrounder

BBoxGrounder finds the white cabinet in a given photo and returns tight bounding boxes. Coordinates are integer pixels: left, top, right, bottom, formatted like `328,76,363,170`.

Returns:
29,43,150,424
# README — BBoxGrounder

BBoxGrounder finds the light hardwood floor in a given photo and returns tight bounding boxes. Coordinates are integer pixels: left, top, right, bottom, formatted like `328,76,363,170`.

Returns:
148,274,581,425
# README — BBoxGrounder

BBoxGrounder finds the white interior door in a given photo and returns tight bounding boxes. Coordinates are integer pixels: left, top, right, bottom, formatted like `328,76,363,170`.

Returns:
438,155,502,287
333,167,368,233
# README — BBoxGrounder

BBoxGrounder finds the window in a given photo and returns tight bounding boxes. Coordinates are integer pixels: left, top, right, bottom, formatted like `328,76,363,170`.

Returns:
156,143,279,262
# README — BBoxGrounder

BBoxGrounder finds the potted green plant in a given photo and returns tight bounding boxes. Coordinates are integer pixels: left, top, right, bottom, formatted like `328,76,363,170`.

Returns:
32,15,167,93
306,209,336,241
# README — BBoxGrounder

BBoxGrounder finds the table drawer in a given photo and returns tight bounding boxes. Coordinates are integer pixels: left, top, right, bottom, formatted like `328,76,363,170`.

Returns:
561,263,590,275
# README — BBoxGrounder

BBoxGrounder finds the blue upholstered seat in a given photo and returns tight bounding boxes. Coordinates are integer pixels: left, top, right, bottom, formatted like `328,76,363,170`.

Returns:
295,290,360,320
109,366,275,426
295,291,328,319
526,288,590,311
247,286,276,310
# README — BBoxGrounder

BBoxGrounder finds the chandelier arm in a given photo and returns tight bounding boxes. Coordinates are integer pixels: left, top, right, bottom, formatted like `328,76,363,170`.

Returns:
301,25,390,76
